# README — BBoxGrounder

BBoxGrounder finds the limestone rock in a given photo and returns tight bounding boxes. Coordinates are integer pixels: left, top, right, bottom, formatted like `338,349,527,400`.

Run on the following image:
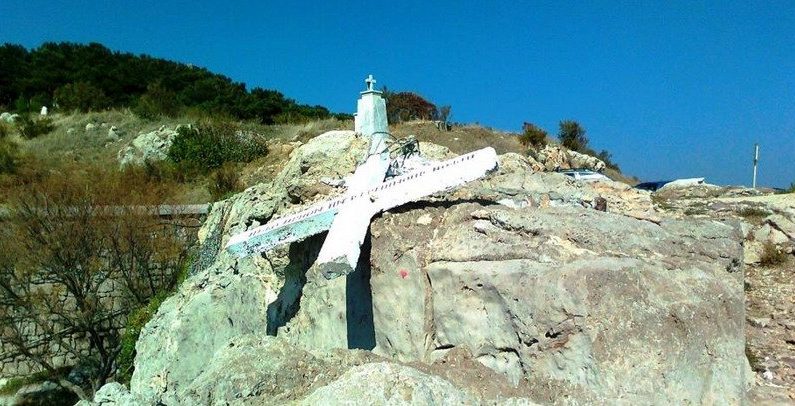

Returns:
87,382,139,406
129,253,278,404
117,126,179,168
85,123,97,131
123,130,749,404
567,149,606,171
532,144,605,172
301,362,478,405
128,131,369,404
366,204,748,404
0,112,19,123
418,141,455,160
178,335,362,404
107,125,122,140
534,144,569,171
766,214,795,241
588,179,658,221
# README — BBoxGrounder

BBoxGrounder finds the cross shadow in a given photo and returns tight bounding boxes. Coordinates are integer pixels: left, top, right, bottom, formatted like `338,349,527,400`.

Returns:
265,233,325,335
264,231,376,350
346,230,376,350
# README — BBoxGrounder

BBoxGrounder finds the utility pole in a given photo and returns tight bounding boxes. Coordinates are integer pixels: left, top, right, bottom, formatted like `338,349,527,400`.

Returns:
752,143,759,189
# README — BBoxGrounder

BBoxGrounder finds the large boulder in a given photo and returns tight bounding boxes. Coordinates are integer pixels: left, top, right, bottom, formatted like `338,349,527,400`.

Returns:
111,130,749,404
567,149,606,172
117,126,180,167
533,144,606,172
0,112,19,123
534,144,569,171
365,203,748,404
300,362,479,405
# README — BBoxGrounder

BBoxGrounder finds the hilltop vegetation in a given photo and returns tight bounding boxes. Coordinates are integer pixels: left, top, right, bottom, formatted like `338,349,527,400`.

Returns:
0,42,349,123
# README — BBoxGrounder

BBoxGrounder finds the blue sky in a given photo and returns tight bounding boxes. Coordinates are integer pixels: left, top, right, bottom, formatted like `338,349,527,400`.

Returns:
1,1,793,187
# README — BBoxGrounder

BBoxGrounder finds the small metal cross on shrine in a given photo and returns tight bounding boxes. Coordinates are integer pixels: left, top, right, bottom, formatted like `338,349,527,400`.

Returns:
365,74,376,91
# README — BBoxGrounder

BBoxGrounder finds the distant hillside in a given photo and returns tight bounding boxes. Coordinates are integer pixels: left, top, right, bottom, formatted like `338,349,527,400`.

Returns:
0,42,348,123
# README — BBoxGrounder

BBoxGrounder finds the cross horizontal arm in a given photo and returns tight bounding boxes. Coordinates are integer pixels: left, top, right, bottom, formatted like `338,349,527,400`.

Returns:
225,147,499,257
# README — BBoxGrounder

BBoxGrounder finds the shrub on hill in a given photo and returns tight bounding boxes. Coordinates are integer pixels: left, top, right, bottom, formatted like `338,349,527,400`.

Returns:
556,120,621,172
382,88,438,123
53,81,110,112
595,149,620,172
520,122,548,148
167,120,268,175
208,163,244,201
0,137,19,174
132,81,182,120
15,114,54,139
558,120,588,152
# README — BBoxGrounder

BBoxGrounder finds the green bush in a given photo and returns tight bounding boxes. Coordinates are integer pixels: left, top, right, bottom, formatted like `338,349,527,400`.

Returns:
132,81,182,120
168,120,267,175
520,122,548,148
209,163,243,200
116,292,169,385
594,149,621,172
54,81,110,112
383,90,438,123
0,137,20,174
15,115,55,139
558,120,589,152
116,254,192,385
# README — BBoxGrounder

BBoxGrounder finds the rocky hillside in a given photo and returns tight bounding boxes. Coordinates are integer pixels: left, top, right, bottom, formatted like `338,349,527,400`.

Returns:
68,128,779,405
653,186,795,402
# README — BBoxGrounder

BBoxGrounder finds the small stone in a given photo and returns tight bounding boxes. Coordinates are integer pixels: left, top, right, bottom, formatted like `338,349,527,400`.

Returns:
85,123,97,131
416,214,433,225
470,209,490,220
108,126,121,139
473,220,490,234
748,317,770,328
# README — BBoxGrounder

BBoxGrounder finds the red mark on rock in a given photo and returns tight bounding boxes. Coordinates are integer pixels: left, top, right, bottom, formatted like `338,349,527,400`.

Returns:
399,269,409,279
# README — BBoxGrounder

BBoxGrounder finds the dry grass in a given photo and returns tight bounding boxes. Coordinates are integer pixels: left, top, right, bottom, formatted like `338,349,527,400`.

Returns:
6,112,639,204
759,241,788,267
20,110,168,170
0,110,210,204
257,118,353,143
391,121,524,155
737,206,771,224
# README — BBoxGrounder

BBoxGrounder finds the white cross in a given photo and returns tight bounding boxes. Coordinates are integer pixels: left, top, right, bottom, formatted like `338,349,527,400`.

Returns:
365,74,376,91
226,147,499,273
